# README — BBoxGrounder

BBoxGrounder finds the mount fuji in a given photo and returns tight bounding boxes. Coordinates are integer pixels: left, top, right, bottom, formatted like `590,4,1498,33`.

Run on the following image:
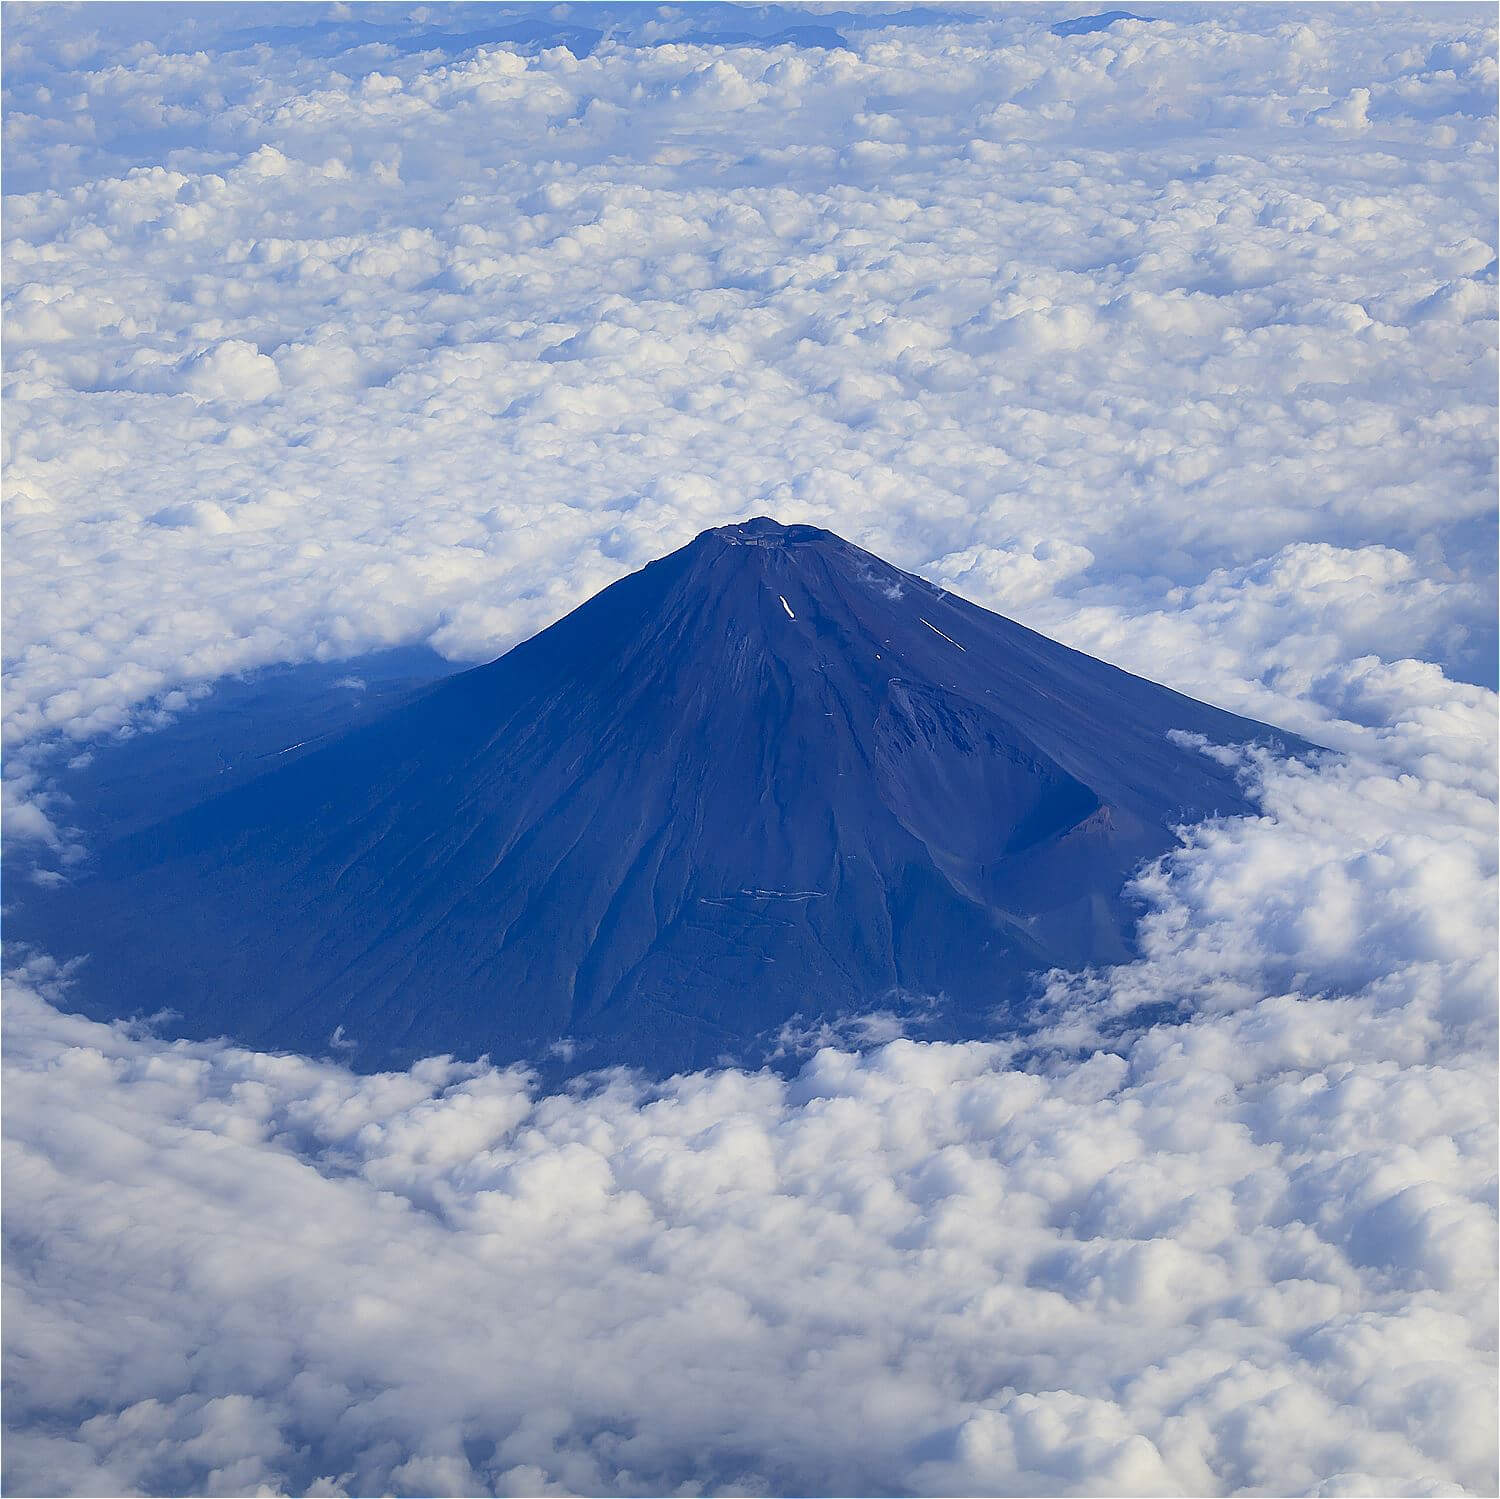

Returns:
21,519,1308,1075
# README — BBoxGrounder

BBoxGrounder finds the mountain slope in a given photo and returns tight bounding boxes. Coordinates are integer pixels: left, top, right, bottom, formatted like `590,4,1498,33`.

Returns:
24,519,1306,1074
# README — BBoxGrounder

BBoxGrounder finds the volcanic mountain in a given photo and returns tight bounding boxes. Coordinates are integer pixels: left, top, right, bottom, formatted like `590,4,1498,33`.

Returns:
27,519,1304,1075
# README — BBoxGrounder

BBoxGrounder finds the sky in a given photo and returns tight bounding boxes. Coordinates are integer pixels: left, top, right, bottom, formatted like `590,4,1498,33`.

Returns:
2,4,1497,1496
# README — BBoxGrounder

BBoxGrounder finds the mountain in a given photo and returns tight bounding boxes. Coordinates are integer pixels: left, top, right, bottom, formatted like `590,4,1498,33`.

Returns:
21,519,1306,1075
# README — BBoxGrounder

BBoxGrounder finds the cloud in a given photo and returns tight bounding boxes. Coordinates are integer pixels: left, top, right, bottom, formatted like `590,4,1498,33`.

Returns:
1,5,1496,1494
2,4,1495,784
4,707,1495,1497
148,499,237,533
173,340,283,404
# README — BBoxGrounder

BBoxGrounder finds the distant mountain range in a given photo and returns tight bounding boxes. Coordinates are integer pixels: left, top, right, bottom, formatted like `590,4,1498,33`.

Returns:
19,519,1307,1075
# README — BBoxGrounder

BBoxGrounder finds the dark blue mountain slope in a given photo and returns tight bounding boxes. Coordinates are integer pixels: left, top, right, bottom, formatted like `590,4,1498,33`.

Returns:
1050,12,1154,38
16,520,1307,1075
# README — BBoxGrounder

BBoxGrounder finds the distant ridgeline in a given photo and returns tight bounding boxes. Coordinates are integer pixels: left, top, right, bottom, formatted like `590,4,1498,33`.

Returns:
18,519,1308,1077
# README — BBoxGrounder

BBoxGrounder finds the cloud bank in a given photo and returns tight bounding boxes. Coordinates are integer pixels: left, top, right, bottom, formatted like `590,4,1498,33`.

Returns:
5,696,1495,1496
3,3,1496,771
2,5,1496,1495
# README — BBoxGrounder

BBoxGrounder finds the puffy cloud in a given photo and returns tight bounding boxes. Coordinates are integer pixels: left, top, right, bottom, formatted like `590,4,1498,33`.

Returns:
2,4,1495,777
2,6,1496,1494
966,541,1497,746
173,340,282,404
4,705,1495,1497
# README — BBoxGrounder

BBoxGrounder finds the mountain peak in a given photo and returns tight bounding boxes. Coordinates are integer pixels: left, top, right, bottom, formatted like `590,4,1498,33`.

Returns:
708,516,834,548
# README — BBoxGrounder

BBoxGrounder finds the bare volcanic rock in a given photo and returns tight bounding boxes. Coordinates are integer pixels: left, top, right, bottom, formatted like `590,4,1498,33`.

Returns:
26,519,1307,1074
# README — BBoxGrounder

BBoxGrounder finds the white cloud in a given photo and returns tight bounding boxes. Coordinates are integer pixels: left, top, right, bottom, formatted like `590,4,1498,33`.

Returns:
4,709,1495,1497
1,5,1496,1493
173,340,283,404
2,4,1495,775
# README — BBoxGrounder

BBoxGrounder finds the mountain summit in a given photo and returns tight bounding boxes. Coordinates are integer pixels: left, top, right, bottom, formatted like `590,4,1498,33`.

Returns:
33,520,1303,1074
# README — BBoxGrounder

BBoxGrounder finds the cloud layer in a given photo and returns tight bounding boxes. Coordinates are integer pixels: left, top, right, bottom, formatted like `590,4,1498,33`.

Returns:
3,4,1496,767
5,700,1496,1496
3,5,1496,1495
